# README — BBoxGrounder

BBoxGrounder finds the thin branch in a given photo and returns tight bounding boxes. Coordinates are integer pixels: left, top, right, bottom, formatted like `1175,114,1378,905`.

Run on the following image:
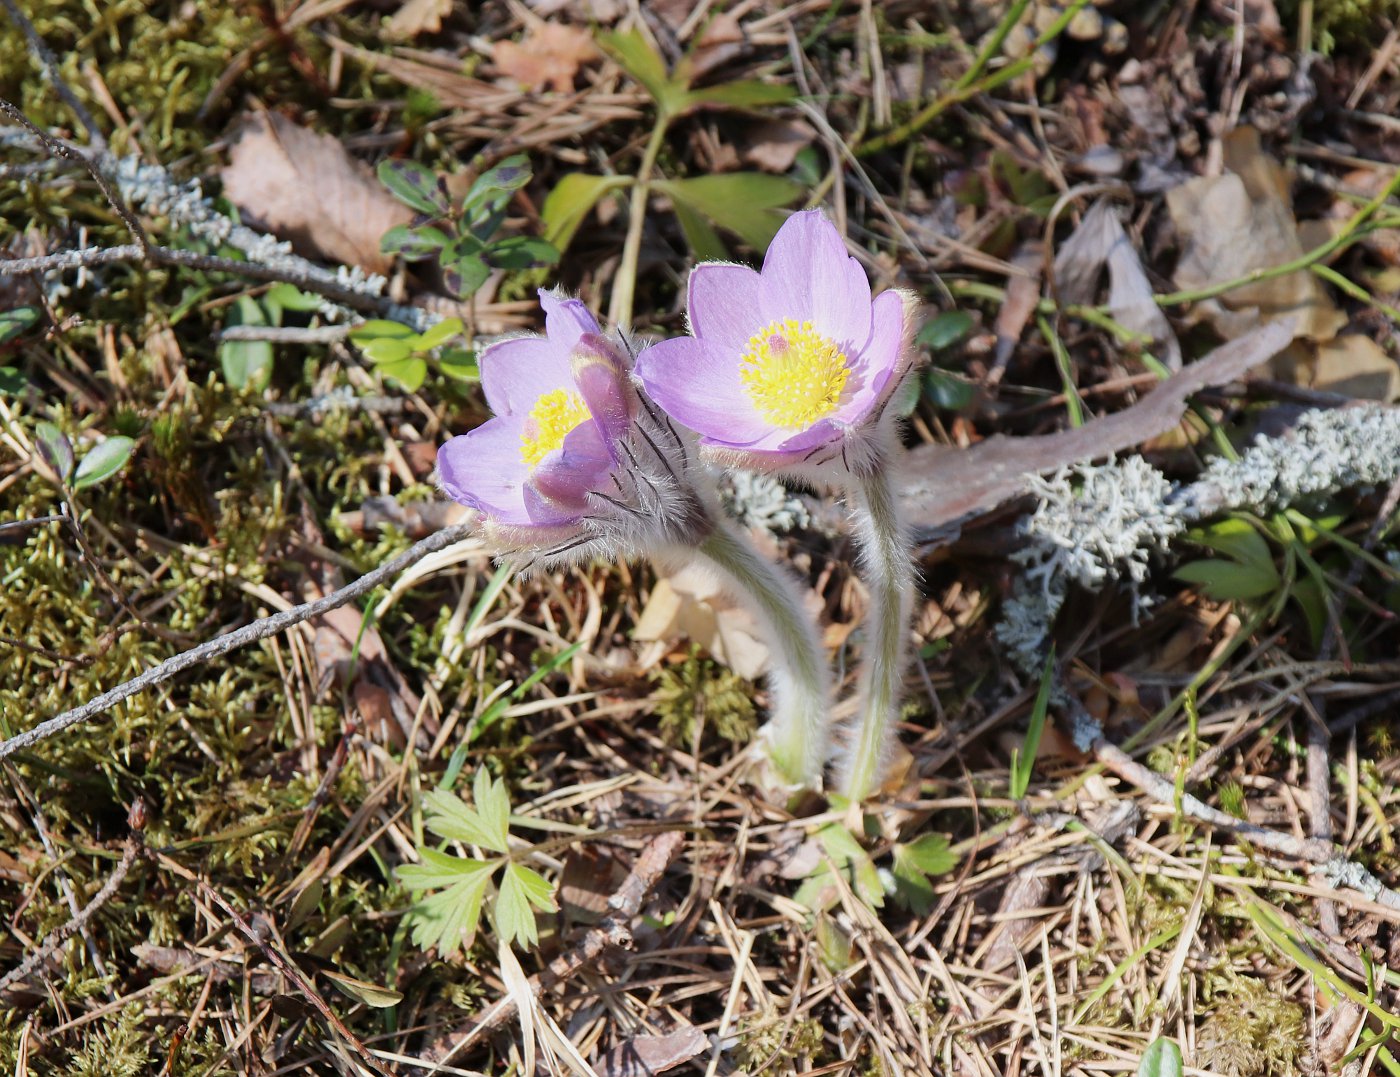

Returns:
0,97,149,251
0,240,408,318
1092,736,1400,911
0,0,105,146
0,832,140,996
0,523,476,762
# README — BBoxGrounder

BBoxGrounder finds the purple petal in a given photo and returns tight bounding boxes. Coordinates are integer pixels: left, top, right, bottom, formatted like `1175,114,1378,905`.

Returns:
528,418,613,508
539,289,601,352
480,336,573,417
438,419,538,526
742,416,844,457
833,288,906,425
687,263,771,353
634,336,774,446
761,210,872,350
571,335,634,449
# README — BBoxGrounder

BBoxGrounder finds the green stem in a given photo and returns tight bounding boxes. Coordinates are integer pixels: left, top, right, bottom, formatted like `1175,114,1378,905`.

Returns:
840,465,915,801
692,522,831,788
608,118,669,330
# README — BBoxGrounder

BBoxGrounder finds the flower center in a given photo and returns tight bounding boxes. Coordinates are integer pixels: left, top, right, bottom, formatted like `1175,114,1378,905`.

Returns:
519,388,591,468
738,319,850,430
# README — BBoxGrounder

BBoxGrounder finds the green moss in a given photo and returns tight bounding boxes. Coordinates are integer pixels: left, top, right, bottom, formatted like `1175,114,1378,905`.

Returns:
1279,0,1400,50
1197,972,1305,1076
652,648,757,748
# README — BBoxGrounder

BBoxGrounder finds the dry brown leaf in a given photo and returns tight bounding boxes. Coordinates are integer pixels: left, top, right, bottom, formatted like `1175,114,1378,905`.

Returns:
1055,199,1182,368
1166,127,1346,343
993,243,1042,371
385,0,452,39
900,319,1296,539
739,118,816,174
221,111,412,275
493,21,596,94
597,1026,709,1077
1274,334,1400,401
633,566,769,680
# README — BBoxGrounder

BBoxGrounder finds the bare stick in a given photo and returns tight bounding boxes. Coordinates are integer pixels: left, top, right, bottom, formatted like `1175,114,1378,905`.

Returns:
0,0,105,146
1092,737,1400,911
0,803,144,996
0,523,476,761
0,240,408,318
0,97,149,251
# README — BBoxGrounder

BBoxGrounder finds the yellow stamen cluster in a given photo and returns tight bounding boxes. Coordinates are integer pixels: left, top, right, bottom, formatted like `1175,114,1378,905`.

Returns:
738,319,851,430
519,388,591,468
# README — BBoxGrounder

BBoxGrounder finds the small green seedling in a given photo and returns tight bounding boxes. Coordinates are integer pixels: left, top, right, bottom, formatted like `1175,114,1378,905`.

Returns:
398,768,557,953
378,155,559,299
348,317,475,392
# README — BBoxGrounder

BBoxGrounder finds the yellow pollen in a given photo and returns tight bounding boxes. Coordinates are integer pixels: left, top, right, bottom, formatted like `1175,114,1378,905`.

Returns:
519,388,591,468
738,319,850,430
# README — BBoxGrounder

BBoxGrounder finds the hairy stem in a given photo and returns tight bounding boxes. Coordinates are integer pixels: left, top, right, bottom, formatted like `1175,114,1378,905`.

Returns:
688,521,830,788
840,465,915,801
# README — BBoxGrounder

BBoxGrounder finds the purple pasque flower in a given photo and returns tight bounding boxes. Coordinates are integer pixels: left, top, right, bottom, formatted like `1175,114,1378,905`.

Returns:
438,290,696,561
634,210,915,477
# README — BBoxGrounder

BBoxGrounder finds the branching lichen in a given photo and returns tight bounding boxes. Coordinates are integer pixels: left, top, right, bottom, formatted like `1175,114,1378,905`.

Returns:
997,405,1400,682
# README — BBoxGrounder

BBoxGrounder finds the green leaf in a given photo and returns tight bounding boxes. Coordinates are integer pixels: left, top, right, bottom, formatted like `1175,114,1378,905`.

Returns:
598,29,688,114
421,786,509,853
322,969,403,1008
220,296,273,391
473,768,512,852
813,913,853,972
463,154,532,210
918,310,975,351
377,159,448,216
541,173,633,254
443,255,491,299
670,198,728,262
901,832,958,877
437,348,479,381
265,283,325,313
35,421,73,480
1291,573,1329,648
679,80,796,113
413,317,463,351
1174,558,1281,602
1010,648,1055,799
794,824,885,913
891,834,958,913
483,235,559,270
0,367,24,395
1137,1038,1183,1077
496,862,555,948
349,319,417,342
377,357,427,391
0,306,40,344
73,435,136,489
925,369,975,411
1189,518,1274,573
381,224,450,260
656,173,804,250
361,338,414,365
406,866,493,956
398,848,497,891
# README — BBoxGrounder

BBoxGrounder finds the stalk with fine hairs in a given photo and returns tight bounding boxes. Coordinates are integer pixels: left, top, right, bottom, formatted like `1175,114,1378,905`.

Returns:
839,456,915,801
675,520,831,790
